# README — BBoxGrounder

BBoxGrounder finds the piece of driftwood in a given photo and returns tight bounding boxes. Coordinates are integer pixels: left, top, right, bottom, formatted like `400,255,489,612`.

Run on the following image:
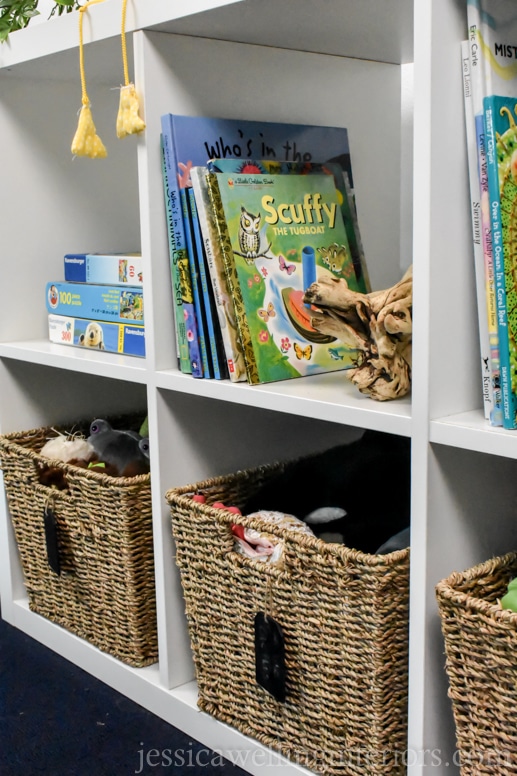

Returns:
303,265,412,401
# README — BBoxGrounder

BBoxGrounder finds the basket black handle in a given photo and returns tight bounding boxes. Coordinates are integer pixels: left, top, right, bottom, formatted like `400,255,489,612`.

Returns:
43,507,61,575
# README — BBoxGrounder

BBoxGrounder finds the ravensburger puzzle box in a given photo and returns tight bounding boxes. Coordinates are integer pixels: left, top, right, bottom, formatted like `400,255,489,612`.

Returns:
46,281,144,324
48,314,146,357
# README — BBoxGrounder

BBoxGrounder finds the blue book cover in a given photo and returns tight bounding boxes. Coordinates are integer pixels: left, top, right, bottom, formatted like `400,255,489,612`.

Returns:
46,282,144,326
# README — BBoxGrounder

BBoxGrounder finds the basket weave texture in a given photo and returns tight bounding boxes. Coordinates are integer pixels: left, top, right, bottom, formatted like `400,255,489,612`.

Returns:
436,553,517,775
0,420,158,667
166,459,410,775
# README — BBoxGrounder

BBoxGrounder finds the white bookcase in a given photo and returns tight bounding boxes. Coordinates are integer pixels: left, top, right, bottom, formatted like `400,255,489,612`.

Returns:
1,1,515,774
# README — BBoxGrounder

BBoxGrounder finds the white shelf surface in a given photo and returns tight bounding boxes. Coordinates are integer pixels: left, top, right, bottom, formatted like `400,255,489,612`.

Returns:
7,599,314,776
155,369,412,436
0,341,148,383
430,410,517,459
0,0,413,73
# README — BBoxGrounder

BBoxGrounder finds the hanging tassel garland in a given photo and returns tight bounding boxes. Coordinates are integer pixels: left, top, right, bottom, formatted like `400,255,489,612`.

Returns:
116,0,146,138
71,0,107,158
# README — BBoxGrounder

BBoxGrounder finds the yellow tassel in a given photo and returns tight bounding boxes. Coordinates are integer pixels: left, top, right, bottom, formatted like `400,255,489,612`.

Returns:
117,0,145,139
116,83,146,138
72,0,107,159
71,103,107,158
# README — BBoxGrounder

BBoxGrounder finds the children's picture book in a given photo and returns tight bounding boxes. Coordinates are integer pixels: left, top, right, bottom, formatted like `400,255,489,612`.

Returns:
190,165,248,382
207,170,361,385
46,281,144,326
160,114,367,380
48,314,146,357
461,40,495,422
467,0,517,427
64,253,144,287
207,157,369,294
160,132,198,375
466,13,503,425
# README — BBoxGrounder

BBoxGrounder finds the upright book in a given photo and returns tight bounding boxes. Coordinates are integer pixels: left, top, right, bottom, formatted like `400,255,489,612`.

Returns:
467,13,503,425
468,0,517,428
207,170,361,385
202,158,362,381
206,157,367,292
159,115,368,380
461,40,495,422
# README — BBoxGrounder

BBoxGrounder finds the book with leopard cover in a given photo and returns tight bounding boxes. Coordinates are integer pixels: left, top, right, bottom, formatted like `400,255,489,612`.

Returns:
205,169,362,385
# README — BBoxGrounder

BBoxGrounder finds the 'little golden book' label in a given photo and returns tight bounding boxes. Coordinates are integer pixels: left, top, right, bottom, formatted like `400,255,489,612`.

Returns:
213,171,360,384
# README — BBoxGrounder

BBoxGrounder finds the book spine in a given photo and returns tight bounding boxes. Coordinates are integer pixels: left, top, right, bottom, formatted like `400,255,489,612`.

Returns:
476,116,503,425
468,26,503,426
461,40,495,422
159,131,192,374
188,186,224,380
182,187,211,378
190,167,247,382
205,172,258,384
341,172,370,294
484,96,517,428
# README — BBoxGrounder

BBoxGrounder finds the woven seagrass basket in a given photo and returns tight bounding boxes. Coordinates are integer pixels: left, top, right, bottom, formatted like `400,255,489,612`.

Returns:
436,553,517,775
166,458,410,776
0,417,158,667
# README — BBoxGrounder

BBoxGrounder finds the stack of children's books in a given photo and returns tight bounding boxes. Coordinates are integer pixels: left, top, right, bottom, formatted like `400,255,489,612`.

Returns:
46,252,146,357
160,113,370,385
463,0,517,428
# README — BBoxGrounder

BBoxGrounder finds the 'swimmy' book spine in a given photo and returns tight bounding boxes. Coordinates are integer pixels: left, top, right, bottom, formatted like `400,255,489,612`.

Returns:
159,129,191,373
161,116,203,378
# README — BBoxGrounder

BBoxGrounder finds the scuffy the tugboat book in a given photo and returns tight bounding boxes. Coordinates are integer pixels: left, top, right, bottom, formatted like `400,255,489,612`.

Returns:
208,170,361,385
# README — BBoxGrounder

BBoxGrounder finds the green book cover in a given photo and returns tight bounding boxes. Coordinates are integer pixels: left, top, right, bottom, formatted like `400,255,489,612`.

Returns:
209,171,361,385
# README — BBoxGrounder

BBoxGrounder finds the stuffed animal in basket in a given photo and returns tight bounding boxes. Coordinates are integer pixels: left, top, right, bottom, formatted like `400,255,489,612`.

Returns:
39,419,150,488
87,419,150,477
